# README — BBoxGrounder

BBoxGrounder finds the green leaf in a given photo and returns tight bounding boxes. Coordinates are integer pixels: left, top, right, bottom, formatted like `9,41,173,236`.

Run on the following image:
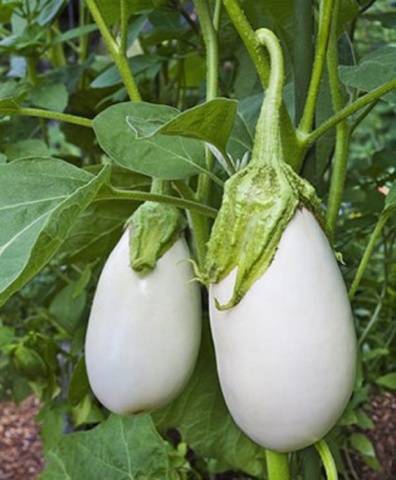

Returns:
376,372,396,390
93,102,205,179
384,182,396,214
91,55,162,88
4,139,50,160
68,357,90,406
52,24,98,44
49,282,86,333
350,433,376,458
37,0,64,26
339,46,396,104
30,82,69,112
157,99,237,156
0,324,15,347
0,158,109,306
154,322,265,477
40,414,171,479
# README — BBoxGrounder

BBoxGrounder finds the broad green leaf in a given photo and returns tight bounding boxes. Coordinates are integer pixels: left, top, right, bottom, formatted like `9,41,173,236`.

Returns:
0,158,109,306
376,372,396,390
93,102,205,179
349,433,376,458
339,46,396,104
156,99,238,155
154,322,265,477
40,414,171,479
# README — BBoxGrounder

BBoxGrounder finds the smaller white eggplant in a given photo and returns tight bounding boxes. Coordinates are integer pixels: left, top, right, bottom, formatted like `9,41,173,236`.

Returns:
85,215,201,414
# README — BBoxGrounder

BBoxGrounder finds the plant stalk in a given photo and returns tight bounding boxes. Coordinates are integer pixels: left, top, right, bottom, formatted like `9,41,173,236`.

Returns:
85,0,141,102
265,450,290,480
97,187,218,218
299,0,335,134
0,107,93,128
325,0,351,237
349,213,389,300
303,78,396,145
315,440,338,480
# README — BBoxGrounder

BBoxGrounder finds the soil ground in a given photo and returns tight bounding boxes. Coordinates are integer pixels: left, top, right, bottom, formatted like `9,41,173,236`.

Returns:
0,393,394,480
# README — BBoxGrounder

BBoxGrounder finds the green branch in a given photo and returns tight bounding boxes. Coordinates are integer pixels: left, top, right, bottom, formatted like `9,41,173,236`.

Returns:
349,213,389,300
97,187,218,218
195,0,220,204
0,107,93,128
299,0,335,134
315,440,338,480
85,0,141,102
223,0,269,87
304,78,396,145
325,0,350,237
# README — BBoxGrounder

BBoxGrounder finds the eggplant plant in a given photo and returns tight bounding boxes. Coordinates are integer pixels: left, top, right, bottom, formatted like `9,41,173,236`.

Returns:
0,1,395,479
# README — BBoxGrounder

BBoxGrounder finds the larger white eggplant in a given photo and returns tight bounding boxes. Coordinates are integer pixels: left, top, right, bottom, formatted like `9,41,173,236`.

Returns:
86,213,201,414
203,29,357,453
209,208,356,452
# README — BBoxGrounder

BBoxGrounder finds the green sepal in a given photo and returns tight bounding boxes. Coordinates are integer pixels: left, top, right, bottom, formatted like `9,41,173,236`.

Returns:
127,201,186,274
203,162,324,310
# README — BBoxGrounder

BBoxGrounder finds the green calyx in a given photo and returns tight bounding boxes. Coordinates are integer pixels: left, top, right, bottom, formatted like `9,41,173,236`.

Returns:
203,29,324,310
128,200,185,274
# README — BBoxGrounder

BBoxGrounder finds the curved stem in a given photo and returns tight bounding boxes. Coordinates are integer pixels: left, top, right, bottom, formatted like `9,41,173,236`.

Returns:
265,450,290,480
349,213,388,300
0,107,93,127
97,187,218,218
315,439,338,480
223,0,300,170
325,0,351,237
299,0,335,134
85,0,141,102
251,29,284,165
304,78,396,145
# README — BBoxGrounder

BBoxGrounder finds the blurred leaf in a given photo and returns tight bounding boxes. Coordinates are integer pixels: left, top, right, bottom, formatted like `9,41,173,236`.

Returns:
376,372,396,390
4,139,50,160
52,24,98,44
350,433,376,457
91,55,162,88
37,0,65,26
0,158,109,306
339,46,396,104
41,414,171,479
68,357,90,406
49,282,86,333
30,82,68,112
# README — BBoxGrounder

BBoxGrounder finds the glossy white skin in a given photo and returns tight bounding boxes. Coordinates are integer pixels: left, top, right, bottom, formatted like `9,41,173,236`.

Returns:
85,230,201,414
210,208,357,452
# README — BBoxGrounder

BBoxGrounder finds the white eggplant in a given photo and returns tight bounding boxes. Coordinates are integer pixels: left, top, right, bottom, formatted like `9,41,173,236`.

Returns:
209,208,356,452
85,229,201,414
